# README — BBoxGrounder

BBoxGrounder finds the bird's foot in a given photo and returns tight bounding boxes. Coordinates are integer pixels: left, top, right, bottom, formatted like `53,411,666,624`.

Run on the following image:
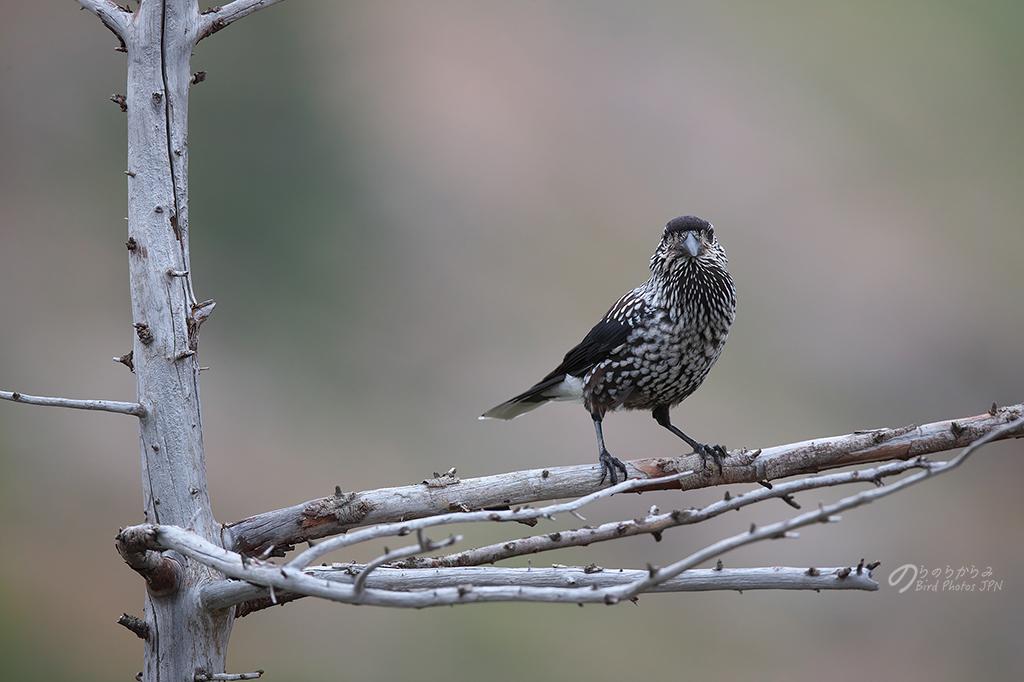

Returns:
599,449,629,486
694,442,728,476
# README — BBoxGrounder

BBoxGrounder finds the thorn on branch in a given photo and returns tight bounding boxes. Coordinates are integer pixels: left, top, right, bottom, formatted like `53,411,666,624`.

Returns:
113,350,135,372
836,567,852,579
990,402,999,416
806,567,820,577
167,268,189,277
124,169,135,177
779,493,801,509
117,613,150,640
191,71,207,85
866,561,881,571
422,468,460,488
110,94,127,112
125,236,138,252
188,299,217,351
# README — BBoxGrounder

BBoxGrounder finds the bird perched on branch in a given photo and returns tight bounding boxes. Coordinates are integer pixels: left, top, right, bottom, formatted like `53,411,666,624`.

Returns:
481,216,736,485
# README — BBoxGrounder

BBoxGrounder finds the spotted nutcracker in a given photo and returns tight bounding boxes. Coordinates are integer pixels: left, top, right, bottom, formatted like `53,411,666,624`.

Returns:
481,216,737,485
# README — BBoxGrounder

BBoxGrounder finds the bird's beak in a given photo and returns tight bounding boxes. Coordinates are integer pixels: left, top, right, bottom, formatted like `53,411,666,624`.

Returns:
680,232,703,258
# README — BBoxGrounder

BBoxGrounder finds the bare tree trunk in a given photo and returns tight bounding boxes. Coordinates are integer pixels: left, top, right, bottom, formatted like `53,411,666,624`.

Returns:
122,2,231,680
75,1,284,679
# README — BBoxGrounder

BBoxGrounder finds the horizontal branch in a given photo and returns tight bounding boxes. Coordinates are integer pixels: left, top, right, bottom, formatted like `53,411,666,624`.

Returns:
394,458,927,569
208,564,877,614
0,389,145,417
129,524,876,611
602,413,1024,602
197,0,288,43
139,415,1021,611
225,403,1023,556
286,472,694,571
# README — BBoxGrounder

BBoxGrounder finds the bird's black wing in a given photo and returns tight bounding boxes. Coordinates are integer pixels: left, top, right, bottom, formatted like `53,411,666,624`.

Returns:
543,317,630,381
480,290,648,418
542,291,648,381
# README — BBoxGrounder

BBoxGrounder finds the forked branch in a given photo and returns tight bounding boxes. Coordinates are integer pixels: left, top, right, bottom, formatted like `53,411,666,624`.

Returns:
122,413,1023,613
224,403,1023,557
77,0,130,42
198,0,289,42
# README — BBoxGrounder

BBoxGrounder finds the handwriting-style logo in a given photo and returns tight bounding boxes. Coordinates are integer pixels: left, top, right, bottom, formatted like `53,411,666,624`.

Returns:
888,564,1001,593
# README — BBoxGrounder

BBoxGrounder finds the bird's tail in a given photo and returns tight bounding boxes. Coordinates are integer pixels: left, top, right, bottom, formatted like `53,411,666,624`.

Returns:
480,374,579,420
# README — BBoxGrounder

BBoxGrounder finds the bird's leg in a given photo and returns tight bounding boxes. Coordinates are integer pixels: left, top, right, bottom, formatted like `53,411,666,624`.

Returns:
592,413,628,485
652,405,727,475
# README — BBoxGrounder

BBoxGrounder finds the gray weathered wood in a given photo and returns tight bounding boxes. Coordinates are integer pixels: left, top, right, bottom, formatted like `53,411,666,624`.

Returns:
76,1,284,679
204,565,879,614
225,403,1024,557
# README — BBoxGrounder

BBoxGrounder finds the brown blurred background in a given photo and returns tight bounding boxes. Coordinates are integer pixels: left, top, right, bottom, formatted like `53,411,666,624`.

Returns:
1,2,1022,680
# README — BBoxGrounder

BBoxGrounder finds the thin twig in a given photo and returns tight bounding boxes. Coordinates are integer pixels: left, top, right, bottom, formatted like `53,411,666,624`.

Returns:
0,389,145,417
353,533,462,593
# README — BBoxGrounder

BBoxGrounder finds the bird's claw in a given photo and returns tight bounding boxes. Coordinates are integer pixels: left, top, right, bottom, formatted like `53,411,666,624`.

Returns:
695,443,727,476
599,450,629,486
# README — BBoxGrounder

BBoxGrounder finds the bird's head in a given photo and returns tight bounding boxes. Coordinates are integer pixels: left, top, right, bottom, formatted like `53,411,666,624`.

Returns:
650,215,727,277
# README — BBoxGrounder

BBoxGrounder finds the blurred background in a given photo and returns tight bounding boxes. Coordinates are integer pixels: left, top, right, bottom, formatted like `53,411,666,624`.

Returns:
1,1,1022,680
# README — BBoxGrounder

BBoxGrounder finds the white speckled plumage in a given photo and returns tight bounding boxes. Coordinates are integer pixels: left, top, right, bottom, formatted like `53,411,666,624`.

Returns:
482,216,736,484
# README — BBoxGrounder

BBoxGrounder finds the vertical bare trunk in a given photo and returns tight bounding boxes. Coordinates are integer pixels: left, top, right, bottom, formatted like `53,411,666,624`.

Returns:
125,1,231,678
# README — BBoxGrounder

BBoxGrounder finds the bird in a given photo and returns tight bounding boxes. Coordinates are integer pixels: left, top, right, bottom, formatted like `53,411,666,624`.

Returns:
481,215,737,485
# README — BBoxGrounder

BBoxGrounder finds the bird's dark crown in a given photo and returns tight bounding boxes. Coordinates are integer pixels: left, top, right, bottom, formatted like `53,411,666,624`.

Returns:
663,215,712,235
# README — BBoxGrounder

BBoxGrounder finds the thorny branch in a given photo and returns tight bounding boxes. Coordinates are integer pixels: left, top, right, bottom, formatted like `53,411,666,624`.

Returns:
124,414,1022,612
225,403,1023,557
392,457,927,569
602,413,1024,603
218,565,878,616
